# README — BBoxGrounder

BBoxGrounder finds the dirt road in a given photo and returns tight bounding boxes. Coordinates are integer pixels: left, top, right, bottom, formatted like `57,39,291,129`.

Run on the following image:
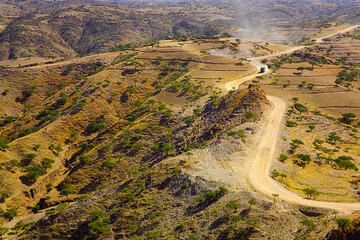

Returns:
224,25,360,214
247,96,360,214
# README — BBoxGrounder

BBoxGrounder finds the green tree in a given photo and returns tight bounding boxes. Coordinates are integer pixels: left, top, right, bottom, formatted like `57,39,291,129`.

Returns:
339,113,357,125
303,188,320,200
0,138,9,151
327,132,341,144
336,218,352,231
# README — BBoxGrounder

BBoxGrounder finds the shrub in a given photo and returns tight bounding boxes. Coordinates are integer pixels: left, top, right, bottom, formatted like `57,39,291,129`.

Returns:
41,158,55,169
87,118,106,134
286,119,297,127
303,188,320,199
88,209,110,234
101,160,116,170
153,142,175,155
0,138,9,151
294,103,308,113
0,191,11,203
49,144,62,156
294,154,311,167
327,132,341,144
21,166,46,185
245,111,257,119
37,109,60,123
336,218,352,230
88,220,110,234
32,144,41,151
334,156,358,171
2,208,17,221
227,130,247,142
17,127,34,138
60,185,73,197
339,113,357,125
278,154,288,163
196,187,228,204
0,115,16,126
301,218,316,231
21,88,34,99
79,155,90,164
225,200,239,211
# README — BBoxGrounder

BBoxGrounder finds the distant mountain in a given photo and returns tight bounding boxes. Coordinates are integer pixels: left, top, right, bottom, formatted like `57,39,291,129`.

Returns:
0,0,359,60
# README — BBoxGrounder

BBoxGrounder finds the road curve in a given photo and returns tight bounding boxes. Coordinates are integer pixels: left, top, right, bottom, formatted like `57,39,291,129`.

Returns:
247,96,360,215
224,25,360,214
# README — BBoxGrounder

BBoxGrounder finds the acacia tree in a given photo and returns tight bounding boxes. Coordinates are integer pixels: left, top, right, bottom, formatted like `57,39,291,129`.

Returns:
303,188,320,200
339,112,357,125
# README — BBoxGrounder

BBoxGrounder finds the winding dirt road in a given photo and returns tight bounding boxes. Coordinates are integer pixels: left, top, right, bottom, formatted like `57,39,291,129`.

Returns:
224,25,360,214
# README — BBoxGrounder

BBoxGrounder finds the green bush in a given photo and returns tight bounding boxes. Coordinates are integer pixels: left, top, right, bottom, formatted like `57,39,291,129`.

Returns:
327,132,341,144
21,165,46,185
1,208,17,220
101,160,116,170
21,88,34,99
41,158,55,169
278,154,288,163
87,119,106,134
0,138,9,151
88,220,110,234
88,208,110,234
294,103,308,113
0,191,11,203
334,156,358,171
227,130,247,142
153,142,175,155
49,144,62,156
336,218,352,230
339,113,357,125
294,154,311,167
303,187,320,199
0,115,16,126
286,119,298,127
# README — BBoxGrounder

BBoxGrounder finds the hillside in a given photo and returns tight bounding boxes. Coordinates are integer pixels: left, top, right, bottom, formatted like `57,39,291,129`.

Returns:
1,0,360,61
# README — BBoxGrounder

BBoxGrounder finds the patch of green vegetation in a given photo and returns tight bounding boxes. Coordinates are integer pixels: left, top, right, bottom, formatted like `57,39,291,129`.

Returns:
0,208,17,221
41,158,55,169
332,156,358,171
0,115,17,126
20,165,47,185
286,119,298,127
87,118,106,134
303,187,320,200
335,69,359,86
21,87,35,100
293,103,308,113
294,154,311,168
288,139,304,154
0,137,9,151
0,191,11,203
101,160,116,170
278,154,288,163
88,209,111,235
336,218,352,230
111,43,137,52
339,112,357,125
152,142,175,156
195,186,228,204
227,129,246,142
49,144,62,156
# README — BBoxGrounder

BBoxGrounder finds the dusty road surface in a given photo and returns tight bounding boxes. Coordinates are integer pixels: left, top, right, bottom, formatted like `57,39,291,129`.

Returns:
246,96,360,215
224,25,360,214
